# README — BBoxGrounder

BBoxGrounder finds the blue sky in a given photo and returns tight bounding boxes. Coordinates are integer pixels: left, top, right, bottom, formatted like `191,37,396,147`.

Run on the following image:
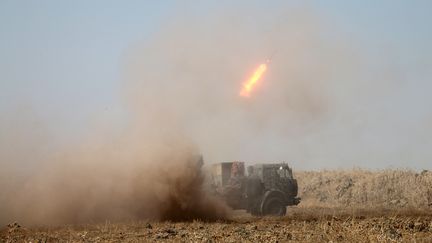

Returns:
0,1,171,135
1,1,431,169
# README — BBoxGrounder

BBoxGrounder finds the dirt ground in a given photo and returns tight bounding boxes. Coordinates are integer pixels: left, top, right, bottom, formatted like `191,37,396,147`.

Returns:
2,207,431,243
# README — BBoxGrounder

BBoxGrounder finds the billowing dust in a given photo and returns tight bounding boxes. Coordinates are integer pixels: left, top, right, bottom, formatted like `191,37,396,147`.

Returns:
0,122,231,225
0,128,229,225
1,5,329,226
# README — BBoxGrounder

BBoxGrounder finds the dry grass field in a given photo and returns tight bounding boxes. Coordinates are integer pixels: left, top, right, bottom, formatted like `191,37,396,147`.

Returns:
296,169,432,208
2,169,432,242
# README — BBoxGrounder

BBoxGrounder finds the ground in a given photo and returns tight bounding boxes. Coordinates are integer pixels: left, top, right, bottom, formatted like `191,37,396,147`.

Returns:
2,207,431,243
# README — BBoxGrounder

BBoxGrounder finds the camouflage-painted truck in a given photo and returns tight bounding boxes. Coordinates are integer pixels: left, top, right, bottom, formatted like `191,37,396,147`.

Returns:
211,161,300,216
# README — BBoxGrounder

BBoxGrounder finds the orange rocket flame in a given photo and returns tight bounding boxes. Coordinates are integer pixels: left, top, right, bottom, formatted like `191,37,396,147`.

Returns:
239,63,268,97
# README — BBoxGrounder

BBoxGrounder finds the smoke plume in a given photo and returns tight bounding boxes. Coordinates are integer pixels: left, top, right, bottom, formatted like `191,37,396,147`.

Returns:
0,4,358,225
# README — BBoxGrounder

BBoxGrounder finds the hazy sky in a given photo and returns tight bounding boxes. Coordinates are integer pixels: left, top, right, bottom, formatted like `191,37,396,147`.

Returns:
1,1,431,169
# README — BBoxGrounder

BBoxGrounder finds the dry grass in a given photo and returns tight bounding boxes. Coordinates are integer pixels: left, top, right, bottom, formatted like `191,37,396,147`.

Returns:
295,169,432,209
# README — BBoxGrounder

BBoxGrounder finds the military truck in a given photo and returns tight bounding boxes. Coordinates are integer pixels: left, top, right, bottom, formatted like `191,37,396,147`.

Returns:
210,161,300,216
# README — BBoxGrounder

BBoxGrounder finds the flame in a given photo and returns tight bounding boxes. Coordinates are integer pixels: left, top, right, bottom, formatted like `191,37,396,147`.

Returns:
239,63,268,97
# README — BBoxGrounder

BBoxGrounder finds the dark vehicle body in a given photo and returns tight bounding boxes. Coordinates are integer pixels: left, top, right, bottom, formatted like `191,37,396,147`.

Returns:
211,162,300,216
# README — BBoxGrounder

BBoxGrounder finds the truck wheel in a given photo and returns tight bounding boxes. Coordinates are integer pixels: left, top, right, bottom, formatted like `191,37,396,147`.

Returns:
262,197,286,216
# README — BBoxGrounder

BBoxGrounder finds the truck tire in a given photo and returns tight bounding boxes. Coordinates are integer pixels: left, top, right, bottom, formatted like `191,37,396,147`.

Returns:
262,196,286,216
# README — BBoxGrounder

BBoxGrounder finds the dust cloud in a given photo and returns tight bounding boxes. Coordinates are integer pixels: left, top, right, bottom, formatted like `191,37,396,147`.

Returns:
0,109,229,225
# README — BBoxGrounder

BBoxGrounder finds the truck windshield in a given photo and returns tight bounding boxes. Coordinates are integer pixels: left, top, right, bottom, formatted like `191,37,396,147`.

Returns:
277,167,292,179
